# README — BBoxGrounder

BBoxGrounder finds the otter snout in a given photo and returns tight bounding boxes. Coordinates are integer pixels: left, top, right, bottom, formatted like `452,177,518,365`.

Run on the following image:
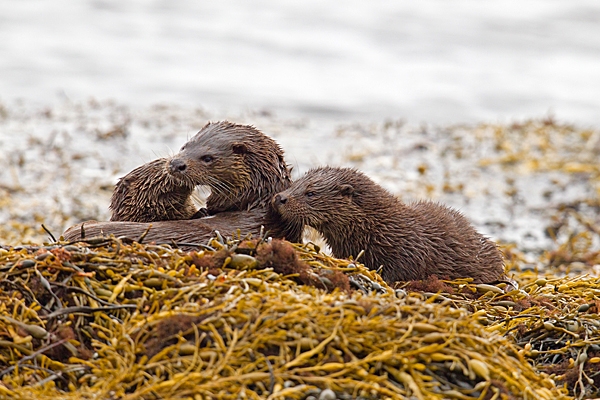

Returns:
273,193,288,207
169,158,187,174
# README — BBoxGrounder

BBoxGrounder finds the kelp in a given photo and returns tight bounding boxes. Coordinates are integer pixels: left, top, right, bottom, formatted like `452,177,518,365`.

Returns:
393,237,600,399
0,234,573,400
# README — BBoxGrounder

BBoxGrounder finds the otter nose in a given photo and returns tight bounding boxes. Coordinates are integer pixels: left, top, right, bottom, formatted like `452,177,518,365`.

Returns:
273,193,288,207
169,158,187,174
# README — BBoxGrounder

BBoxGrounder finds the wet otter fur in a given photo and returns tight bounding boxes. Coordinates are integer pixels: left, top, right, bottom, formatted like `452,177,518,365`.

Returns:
169,120,292,214
273,166,505,284
110,158,198,222
63,121,303,244
63,208,298,247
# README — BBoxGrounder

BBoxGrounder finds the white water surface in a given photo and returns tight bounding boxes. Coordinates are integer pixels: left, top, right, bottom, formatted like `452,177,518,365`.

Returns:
1,0,599,125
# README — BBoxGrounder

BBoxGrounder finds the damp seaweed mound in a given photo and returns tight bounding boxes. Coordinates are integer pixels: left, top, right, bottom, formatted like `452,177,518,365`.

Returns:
0,235,574,400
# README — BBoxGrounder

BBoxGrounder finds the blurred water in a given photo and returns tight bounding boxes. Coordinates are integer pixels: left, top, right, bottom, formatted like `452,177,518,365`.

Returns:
1,0,599,125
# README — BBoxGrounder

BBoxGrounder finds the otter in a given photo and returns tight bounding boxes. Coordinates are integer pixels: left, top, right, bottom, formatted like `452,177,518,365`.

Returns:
171,120,292,214
63,121,303,244
109,158,198,222
272,166,505,284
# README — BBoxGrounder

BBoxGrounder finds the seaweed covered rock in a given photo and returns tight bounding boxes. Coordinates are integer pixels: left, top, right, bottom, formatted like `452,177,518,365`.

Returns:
0,237,570,399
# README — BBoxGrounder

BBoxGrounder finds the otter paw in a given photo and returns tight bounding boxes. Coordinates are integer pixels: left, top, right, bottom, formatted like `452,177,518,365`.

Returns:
191,208,210,219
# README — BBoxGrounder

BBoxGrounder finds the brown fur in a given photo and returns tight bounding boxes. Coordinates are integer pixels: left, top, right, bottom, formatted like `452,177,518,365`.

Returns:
169,121,292,214
63,208,301,245
272,166,505,284
110,158,198,222
63,121,303,244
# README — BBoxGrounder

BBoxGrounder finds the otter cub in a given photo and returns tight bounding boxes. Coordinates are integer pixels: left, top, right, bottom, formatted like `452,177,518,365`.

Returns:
272,166,504,284
110,158,198,222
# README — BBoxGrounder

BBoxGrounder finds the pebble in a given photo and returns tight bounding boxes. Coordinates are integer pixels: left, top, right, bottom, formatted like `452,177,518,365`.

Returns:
18,259,36,268
319,389,337,400
569,261,587,272
577,303,591,313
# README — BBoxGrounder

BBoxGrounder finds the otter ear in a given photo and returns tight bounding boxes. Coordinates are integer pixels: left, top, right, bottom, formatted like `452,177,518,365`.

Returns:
232,142,248,155
339,184,354,197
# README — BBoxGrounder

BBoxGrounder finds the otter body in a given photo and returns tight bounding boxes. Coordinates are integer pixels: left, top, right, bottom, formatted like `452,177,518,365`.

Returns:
64,121,302,244
273,166,505,284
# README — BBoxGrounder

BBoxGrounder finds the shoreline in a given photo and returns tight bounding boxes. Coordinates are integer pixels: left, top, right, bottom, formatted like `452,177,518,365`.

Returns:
1,98,599,267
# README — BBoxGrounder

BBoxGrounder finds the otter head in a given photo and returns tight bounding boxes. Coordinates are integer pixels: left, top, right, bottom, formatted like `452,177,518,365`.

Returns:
168,121,292,213
110,158,198,222
272,166,363,232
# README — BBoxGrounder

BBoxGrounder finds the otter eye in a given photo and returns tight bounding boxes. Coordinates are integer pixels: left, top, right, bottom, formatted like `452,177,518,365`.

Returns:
200,155,214,163
306,191,315,198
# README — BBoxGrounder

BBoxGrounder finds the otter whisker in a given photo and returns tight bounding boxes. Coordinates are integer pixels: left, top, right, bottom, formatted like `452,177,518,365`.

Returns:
205,175,238,209
205,178,229,197
206,174,235,194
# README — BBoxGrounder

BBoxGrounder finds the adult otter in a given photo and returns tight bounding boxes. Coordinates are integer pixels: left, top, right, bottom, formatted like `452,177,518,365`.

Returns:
63,122,302,244
168,120,292,214
272,166,505,284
